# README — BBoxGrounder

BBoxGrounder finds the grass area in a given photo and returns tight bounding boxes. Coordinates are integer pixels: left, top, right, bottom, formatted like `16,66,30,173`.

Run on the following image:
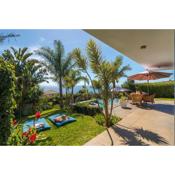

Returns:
155,98,174,101
77,99,95,104
19,106,105,146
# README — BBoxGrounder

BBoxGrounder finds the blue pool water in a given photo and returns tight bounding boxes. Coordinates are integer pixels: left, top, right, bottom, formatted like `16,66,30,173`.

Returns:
97,98,119,108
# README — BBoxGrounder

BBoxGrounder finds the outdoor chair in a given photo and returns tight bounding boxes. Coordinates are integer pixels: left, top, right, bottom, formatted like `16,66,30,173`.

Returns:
130,93,143,105
128,92,135,100
142,94,155,104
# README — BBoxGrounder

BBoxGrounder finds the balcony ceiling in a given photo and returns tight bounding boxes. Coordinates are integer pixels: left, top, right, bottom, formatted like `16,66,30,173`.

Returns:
85,30,174,70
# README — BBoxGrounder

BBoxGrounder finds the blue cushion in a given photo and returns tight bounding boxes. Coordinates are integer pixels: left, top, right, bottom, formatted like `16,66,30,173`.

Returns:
23,118,51,132
48,113,76,127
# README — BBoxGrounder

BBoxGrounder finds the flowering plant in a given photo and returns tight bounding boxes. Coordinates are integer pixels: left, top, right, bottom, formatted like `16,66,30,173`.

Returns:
22,127,37,145
8,112,47,146
35,111,41,119
8,118,38,145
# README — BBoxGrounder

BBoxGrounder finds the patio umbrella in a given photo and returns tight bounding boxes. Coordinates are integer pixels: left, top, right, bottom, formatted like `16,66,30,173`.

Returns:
128,70,172,94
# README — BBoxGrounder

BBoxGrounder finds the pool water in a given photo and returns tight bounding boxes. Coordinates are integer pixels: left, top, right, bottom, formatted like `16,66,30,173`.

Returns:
97,98,119,108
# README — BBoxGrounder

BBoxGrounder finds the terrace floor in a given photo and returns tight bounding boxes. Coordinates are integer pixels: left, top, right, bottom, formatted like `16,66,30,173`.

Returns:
85,100,174,146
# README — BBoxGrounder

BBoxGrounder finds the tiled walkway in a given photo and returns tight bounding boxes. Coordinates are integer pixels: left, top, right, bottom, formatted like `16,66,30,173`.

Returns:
85,100,174,146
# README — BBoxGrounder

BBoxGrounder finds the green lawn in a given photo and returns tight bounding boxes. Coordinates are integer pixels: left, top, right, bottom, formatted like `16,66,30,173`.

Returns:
155,98,174,101
21,107,105,146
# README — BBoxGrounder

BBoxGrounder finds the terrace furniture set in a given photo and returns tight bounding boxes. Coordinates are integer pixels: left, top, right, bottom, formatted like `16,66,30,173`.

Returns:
130,93,155,105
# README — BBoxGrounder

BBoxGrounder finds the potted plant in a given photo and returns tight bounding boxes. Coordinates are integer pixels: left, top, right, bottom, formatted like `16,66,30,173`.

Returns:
120,96,128,108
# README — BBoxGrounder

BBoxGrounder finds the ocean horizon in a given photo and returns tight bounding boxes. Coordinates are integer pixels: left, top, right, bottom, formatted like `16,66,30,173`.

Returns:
40,85,94,94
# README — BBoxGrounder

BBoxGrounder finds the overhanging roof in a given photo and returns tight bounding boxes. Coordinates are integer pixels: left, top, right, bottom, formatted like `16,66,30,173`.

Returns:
85,30,174,70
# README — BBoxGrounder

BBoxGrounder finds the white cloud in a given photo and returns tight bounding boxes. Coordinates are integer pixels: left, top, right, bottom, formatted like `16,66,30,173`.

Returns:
28,45,40,52
28,45,44,61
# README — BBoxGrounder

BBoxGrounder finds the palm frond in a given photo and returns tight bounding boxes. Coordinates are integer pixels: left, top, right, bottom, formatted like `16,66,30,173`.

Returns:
71,48,88,71
62,53,75,76
35,47,54,65
87,39,103,74
54,40,65,60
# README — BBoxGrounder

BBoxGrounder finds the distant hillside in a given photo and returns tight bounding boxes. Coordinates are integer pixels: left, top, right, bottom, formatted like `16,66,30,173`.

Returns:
43,90,58,96
40,85,94,94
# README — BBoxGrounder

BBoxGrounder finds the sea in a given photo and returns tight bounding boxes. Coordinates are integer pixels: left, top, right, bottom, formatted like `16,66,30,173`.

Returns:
40,85,94,94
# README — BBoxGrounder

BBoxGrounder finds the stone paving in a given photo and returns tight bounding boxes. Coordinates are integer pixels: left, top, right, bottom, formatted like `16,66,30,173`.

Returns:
85,100,174,146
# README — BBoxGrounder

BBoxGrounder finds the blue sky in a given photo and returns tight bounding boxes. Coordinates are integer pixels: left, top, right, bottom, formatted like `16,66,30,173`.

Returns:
0,29,173,87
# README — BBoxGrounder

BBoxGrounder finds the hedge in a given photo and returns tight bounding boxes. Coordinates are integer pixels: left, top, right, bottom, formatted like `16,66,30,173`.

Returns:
0,58,16,145
135,81,174,98
72,104,101,116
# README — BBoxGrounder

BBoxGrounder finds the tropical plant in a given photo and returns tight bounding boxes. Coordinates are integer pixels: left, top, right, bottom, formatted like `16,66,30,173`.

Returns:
71,48,96,93
64,70,89,102
122,80,136,92
87,45,113,127
1,47,47,117
8,111,48,146
36,40,75,108
111,56,131,88
72,40,131,128
72,40,113,127
92,79,101,93
0,58,16,145
109,56,131,115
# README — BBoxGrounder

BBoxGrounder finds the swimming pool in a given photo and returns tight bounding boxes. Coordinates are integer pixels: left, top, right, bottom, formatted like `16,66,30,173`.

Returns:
97,98,120,108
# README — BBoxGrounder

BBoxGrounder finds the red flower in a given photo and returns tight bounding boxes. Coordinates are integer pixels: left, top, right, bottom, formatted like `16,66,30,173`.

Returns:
12,119,17,126
35,112,41,119
22,132,29,137
29,133,37,144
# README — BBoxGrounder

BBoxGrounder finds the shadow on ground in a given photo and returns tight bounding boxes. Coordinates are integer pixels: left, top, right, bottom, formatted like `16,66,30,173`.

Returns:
111,124,168,146
150,104,174,115
121,107,132,110
133,103,174,116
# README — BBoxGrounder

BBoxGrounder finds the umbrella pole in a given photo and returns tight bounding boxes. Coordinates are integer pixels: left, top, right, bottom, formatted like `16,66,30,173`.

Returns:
147,79,149,95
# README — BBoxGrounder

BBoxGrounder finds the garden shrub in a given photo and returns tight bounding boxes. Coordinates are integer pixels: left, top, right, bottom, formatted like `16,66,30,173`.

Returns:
135,81,174,98
0,58,16,145
72,104,101,116
95,114,121,126
37,96,53,111
22,104,34,116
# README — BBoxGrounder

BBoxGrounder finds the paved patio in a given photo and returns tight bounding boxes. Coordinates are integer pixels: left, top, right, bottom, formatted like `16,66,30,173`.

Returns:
85,100,174,146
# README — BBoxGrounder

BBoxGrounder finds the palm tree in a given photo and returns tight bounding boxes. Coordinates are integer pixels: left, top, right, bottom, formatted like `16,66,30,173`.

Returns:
72,39,130,128
36,40,75,108
92,79,101,94
64,70,89,103
71,48,97,93
111,56,131,88
110,56,131,115
63,76,72,96
1,47,47,117
73,40,113,126
87,40,114,127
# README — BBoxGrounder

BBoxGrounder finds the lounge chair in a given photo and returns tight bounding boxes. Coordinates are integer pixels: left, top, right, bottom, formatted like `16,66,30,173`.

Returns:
142,94,155,104
48,113,76,127
23,118,51,132
130,93,143,105
128,92,135,100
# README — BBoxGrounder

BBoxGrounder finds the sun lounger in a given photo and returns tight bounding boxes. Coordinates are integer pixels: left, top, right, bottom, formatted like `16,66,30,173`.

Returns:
48,113,76,127
23,118,51,132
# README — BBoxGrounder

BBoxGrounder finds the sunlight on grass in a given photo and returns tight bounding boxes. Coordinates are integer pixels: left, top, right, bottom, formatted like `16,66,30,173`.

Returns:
155,98,174,101
20,107,105,146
